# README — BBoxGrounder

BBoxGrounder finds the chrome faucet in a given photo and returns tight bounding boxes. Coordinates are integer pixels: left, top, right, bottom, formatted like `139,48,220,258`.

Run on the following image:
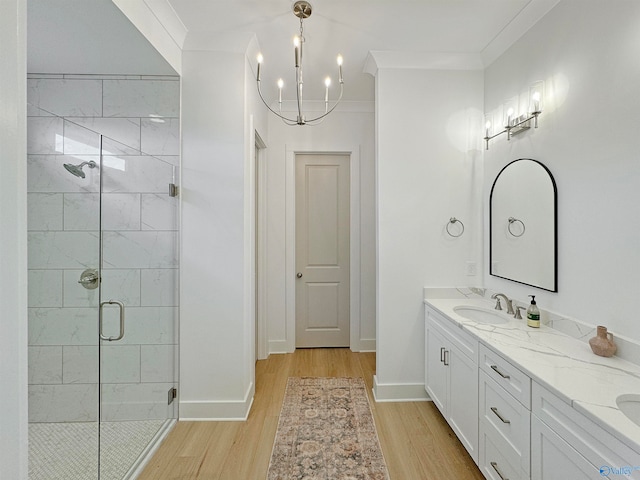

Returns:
491,293,514,315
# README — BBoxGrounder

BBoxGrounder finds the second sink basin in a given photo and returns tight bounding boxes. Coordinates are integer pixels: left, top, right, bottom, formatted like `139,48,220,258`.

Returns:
453,306,508,325
616,394,640,427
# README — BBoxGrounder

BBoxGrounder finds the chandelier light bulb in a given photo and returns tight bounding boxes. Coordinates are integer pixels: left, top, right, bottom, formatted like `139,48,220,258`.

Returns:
257,53,263,64
324,77,331,102
277,78,284,103
337,55,343,66
293,36,300,48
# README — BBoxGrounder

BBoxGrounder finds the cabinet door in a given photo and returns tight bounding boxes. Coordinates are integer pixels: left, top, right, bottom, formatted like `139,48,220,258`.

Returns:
449,346,479,463
425,323,447,415
531,416,598,480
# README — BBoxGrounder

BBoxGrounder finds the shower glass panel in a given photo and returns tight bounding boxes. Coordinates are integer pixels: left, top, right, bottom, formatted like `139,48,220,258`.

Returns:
27,75,180,480
27,116,102,479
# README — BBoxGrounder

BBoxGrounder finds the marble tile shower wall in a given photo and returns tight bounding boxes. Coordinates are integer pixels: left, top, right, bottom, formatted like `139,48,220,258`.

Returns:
27,75,180,423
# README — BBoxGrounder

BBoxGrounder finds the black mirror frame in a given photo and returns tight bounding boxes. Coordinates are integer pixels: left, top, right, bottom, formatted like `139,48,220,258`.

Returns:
489,158,558,292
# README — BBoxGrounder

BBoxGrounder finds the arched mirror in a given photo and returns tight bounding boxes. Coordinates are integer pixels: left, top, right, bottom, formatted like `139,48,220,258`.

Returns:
490,158,557,291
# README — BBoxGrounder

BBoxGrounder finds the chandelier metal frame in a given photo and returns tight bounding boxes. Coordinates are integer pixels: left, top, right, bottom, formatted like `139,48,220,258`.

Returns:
256,1,344,126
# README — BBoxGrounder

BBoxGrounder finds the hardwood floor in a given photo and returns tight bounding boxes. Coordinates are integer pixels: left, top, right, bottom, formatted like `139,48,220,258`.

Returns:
138,348,484,479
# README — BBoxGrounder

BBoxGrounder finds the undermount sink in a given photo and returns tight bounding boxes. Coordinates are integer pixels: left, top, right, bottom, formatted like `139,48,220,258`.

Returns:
616,394,640,427
453,306,508,325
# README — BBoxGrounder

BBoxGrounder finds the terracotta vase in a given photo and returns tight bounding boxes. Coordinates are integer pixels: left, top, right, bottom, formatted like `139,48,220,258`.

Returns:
589,326,617,357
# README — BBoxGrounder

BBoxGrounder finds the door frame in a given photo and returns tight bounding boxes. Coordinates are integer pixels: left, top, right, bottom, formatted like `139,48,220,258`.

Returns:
255,131,268,360
284,143,362,352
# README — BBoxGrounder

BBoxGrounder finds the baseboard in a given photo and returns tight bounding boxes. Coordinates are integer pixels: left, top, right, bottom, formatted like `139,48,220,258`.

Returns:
269,339,376,354
372,375,430,402
268,340,294,355
354,338,376,352
179,382,255,421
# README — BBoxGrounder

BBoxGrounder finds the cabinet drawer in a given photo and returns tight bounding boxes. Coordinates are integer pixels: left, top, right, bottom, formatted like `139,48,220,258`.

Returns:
427,306,478,363
480,427,527,480
479,344,531,408
480,371,530,475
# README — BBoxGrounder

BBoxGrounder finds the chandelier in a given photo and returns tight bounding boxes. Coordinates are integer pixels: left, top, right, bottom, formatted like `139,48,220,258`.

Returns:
256,1,344,126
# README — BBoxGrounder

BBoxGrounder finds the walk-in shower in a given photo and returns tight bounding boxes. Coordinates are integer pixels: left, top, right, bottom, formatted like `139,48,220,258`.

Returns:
27,75,180,480
63,160,97,178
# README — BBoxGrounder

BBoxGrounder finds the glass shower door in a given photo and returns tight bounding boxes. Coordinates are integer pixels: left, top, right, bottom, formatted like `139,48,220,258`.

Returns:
98,134,179,479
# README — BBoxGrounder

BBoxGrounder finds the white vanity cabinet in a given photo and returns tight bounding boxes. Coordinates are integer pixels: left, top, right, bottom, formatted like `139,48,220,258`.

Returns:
478,345,531,480
424,297,640,480
531,382,640,480
425,305,479,463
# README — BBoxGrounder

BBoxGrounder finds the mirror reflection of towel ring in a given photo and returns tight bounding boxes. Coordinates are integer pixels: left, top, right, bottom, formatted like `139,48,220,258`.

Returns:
446,217,464,238
508,217,525,237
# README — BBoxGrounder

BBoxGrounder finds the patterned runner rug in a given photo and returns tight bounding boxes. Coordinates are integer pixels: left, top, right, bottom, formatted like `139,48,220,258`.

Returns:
267,377,390,480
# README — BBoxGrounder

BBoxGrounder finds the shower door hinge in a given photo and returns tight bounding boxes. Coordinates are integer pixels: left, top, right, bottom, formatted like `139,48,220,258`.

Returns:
168,387,177,405
169,183,179,197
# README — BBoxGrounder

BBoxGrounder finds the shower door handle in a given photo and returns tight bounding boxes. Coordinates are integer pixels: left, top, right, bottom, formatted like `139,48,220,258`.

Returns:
99,300,125,341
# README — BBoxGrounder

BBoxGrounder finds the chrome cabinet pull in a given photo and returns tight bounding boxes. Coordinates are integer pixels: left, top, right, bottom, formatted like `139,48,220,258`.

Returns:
443,349,449,366
100,300,125,341
440,347,446,363
490,406,511,424
490,364,510,379
490,461,509,480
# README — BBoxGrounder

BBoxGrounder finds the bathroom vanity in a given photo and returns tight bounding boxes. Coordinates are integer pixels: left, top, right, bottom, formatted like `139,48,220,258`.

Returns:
424,293,640,480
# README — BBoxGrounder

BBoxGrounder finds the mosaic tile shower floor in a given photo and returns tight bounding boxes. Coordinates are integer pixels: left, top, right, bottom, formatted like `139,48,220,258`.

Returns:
29,420,165,480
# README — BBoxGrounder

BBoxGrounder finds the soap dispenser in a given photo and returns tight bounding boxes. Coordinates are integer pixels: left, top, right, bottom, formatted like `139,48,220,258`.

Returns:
527,295,540,328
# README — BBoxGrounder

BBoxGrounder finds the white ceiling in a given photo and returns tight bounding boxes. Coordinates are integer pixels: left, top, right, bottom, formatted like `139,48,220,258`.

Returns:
28,0,559,101
27,0,177,75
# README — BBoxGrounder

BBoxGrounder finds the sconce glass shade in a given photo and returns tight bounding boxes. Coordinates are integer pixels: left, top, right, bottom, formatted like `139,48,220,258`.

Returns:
529,81,544,113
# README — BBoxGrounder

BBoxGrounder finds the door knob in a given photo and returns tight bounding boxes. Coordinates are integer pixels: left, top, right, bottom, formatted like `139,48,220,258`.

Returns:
296,272,303,278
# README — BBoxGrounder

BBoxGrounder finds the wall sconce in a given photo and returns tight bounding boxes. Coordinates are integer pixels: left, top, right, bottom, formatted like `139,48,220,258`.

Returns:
484,82,543,150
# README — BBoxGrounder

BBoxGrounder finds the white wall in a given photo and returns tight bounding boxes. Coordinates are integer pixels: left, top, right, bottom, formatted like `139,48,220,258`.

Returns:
180,50,250,418
180,45,267,419
265,103,376,353
374,67,484,400
483,1,640,342
0,1,28,477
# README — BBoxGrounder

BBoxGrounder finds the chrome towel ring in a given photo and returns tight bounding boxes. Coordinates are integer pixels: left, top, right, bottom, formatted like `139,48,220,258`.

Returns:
508,217,525,237
446,217,464,237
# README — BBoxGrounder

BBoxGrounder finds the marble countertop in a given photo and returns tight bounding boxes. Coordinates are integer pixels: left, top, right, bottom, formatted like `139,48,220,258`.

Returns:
424,296,640,454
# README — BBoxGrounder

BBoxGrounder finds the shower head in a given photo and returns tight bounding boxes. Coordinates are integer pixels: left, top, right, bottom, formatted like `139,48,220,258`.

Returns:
63,160,97,178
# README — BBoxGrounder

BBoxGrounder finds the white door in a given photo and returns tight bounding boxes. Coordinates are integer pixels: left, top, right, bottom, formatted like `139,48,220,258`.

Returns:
295,153,350,347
